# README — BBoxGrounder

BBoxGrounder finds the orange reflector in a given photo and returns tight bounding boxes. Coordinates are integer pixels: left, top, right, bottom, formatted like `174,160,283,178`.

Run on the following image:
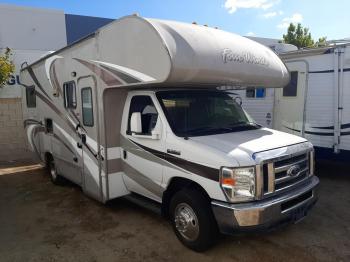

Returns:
222,178,235,186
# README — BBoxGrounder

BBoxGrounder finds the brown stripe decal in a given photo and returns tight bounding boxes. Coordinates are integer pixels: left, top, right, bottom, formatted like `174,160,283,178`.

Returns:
27,67,52,101
100,64,141,84
129,140,220,182
74,58,122,86
50,60,84,132
35,91,76,133
24,120,76,157
52,133,76,155
50,62,63,97
108,158,123,173
122,161,164,197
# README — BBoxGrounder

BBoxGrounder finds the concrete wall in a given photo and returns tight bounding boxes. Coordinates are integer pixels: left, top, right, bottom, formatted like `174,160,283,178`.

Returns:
0,98,27,160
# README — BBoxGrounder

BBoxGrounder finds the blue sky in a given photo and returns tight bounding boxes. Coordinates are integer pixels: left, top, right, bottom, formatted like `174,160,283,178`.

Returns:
2,0,349,40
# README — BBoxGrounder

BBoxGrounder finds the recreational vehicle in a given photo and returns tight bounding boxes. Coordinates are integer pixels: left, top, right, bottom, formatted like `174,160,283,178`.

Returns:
20,15,319,251
239,43,350,161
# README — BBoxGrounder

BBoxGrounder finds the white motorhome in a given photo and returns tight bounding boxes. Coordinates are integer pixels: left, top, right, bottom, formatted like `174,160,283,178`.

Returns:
240,43,350,161
20,15,319,251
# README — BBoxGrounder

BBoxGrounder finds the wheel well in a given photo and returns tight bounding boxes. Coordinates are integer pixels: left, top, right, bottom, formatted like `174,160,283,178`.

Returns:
44,152,53,169
161,177,211,218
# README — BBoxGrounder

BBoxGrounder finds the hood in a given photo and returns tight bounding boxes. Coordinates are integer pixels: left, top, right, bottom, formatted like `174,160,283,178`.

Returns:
190,128,307,158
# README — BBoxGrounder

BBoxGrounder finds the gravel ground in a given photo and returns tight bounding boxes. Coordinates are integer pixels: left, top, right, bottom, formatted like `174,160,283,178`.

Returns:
0,159,349,262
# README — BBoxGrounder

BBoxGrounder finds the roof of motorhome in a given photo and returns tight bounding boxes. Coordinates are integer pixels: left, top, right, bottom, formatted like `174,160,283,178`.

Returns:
21,15,289,88
279,43,350,59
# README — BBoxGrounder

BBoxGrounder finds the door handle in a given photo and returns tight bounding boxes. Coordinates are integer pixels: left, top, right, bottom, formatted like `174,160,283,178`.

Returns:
123,150,127,159
167,149,181,156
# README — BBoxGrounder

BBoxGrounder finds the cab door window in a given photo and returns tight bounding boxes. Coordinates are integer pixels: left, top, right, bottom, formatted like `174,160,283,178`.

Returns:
127,96,158,135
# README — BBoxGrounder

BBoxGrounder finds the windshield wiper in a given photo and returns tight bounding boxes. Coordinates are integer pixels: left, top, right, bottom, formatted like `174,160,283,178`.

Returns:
229,121,261,128
185,126,233,135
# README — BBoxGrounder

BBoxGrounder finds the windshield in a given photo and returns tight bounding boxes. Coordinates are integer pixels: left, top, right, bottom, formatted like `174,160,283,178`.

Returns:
156,90,260,137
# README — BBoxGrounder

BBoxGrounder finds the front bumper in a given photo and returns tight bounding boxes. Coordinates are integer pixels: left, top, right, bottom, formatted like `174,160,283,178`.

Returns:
211,176,319,234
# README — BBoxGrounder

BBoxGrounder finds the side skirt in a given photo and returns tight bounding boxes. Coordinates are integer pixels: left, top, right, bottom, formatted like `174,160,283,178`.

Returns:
122,192,162,215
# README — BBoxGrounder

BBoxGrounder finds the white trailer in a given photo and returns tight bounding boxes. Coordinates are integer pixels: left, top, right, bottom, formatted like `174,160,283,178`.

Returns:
242,44,350,160
20,15,319,251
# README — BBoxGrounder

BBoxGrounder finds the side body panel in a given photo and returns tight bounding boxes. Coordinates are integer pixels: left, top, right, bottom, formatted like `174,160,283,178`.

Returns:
231,88,275,128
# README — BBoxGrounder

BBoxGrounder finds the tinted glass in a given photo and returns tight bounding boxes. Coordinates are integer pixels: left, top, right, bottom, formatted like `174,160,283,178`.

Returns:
81,87,93,126
283,71,298,97
157,90,259,137
246,88,255,98
128,96,158,135
63,81,77,108
256,88,265,98
26,86,36,108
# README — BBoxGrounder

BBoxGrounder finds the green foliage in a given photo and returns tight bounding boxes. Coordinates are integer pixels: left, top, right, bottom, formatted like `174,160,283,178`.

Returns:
315,36,327,47
283,23,315,48
0,47,15,87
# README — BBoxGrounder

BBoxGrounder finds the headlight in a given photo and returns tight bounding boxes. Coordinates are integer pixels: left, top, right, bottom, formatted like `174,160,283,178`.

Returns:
220,166,256,203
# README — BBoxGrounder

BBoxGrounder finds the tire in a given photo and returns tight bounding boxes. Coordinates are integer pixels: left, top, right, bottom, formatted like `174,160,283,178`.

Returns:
169,188,218,252
47,156,66,185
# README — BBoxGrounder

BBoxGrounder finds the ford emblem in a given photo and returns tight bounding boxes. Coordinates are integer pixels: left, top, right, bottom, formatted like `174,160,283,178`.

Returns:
287,165,301,177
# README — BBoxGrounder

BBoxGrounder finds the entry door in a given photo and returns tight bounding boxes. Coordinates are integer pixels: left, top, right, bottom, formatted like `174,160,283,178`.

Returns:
122,95,165,202
77,76,102,200
273,62,307,137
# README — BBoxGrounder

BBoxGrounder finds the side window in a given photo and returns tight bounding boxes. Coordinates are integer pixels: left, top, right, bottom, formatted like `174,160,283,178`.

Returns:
283,71,298,97
63,81,77,109
246,87,266,98
246,88,255,98
26,86,36,108
127,96,158,135
81,87,94,126
45,118,53,133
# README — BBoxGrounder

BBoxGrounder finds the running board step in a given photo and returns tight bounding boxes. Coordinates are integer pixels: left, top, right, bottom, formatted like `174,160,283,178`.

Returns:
123,193,162,215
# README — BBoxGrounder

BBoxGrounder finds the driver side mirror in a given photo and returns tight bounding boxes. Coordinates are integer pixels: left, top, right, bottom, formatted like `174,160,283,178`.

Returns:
234,96,242,106
130,112,142,134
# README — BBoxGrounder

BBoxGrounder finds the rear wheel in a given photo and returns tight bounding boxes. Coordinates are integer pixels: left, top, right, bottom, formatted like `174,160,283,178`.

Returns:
169,188,218,252
47,156,66,185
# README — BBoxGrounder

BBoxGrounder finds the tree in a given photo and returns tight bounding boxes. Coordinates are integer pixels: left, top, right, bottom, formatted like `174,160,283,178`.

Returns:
315,36,327,47
0,47,15,87
283,23,314,49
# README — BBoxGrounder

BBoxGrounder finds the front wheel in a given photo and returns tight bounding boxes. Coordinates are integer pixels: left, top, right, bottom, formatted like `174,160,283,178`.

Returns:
169,188,218,252
47,156,66,185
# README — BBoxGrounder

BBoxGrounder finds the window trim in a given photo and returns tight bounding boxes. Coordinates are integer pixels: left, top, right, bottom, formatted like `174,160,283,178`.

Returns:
44,118,53,134
81,87,94,127
63,81,77,109
26,85,36,108
127,95,158,136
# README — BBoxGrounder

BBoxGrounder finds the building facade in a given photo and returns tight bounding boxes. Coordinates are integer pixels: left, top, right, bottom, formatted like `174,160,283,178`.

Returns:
0,4,113,160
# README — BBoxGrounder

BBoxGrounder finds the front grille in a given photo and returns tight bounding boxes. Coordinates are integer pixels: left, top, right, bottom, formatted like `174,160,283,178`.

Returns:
261,151,313,197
